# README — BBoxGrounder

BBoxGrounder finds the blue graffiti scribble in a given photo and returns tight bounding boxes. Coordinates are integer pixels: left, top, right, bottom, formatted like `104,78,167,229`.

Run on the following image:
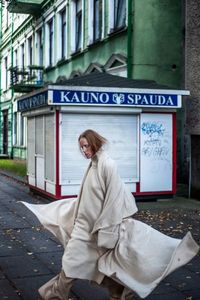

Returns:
141,122,165,137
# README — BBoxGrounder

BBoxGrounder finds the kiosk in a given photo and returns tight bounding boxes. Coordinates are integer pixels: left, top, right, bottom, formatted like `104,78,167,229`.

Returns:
17,73,189,200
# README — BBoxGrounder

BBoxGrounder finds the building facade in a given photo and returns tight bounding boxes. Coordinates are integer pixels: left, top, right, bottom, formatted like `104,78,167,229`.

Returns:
184,0,200,197
0,0,184,174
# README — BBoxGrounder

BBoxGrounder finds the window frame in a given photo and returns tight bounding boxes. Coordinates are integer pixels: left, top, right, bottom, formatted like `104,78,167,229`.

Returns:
108,0,127,33
4,56,8,90
71,0,83,53
47,18,54,67
88,0,104,45
93,0,103,41
60,8,67,59
28,36,33,66
37,28,43,66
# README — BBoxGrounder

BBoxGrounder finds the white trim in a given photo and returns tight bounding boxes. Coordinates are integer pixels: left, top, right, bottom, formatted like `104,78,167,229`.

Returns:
48,84,190,95
43,7,54,21
102,0,105,38
35,19,43,32
60,106,142,114
177,95,182,108
56,0,66,12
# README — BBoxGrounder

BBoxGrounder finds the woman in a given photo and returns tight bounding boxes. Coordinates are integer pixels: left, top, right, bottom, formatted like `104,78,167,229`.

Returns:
22,129,199,300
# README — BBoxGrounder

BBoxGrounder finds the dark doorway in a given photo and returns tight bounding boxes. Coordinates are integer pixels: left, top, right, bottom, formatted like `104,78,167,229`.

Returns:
191,135,200,199
3,110,8,154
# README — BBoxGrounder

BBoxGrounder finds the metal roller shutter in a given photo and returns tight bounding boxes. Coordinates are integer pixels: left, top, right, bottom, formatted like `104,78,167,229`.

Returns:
60,113,139,186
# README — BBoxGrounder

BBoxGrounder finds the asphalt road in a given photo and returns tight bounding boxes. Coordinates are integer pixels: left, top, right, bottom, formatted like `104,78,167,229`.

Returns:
0,172,200,300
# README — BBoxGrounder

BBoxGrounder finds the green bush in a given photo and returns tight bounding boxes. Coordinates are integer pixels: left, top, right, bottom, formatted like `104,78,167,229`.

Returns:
0,159,27,177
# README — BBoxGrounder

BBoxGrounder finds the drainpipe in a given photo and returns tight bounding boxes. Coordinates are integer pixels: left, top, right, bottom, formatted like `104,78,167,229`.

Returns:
188,134,191,198
127,0,133,79
10,12,14,158
0,3,2,154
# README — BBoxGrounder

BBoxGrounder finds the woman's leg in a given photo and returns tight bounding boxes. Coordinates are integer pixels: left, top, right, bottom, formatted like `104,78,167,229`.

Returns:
101,276,124,300
101,277,136,300
38,270,75,300
121,287,136,300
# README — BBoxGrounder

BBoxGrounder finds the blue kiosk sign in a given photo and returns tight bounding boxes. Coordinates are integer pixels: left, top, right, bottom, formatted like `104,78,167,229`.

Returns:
17,86,189,112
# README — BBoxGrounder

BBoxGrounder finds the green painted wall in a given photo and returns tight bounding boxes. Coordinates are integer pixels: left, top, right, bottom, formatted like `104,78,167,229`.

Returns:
45,33,127,83
131,0,184,180
132,0,183,88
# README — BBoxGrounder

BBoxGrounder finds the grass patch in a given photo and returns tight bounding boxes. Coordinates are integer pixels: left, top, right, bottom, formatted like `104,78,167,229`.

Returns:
0,159,27,177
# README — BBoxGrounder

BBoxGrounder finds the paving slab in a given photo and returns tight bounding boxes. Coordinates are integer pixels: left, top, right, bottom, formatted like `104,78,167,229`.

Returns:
35,251,63,274
11,228,63,253
14,274,53,300
0,173,199,300
0,255,52,279
0,279,22,300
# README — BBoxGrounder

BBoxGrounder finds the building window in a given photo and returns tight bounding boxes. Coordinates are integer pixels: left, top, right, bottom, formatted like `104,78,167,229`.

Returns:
5,7,9,28
14,49,18,67
75,0,82,51
109,0,126,33
61,9,67,59
93,0,103,42
20,43,25,82
36,29,43,82
48,19,54,66
4,57,8,90
71,0,82,53
114,0,126,29
21,43,25,69
37,29,43,66
28,36,33,66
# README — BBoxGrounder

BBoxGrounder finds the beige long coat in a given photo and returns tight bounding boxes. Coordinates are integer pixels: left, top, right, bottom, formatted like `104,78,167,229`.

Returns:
22,150,199,299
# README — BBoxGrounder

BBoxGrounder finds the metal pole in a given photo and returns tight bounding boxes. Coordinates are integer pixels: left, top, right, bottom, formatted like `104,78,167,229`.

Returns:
127,0,133,79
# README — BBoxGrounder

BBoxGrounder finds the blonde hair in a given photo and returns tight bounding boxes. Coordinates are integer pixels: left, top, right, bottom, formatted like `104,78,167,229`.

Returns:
78,129,107,154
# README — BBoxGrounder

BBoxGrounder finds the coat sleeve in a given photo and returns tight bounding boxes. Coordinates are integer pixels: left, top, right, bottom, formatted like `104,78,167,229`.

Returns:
97,224,120,249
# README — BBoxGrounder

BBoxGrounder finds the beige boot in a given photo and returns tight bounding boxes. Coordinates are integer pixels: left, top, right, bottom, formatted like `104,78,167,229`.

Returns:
38,271,74,300
121,287,136,300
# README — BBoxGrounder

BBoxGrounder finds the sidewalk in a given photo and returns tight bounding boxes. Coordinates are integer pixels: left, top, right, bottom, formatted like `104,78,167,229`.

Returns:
0,170,199,300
